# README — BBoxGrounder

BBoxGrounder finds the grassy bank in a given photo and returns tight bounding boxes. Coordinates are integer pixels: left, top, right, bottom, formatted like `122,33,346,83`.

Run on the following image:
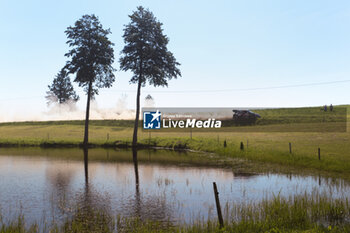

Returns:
1,193,350,233
1,127,350,179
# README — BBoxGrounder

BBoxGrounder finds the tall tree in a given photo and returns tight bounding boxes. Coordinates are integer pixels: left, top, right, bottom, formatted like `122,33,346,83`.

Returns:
46,69,79,105
64,14,115,147
120,6,181,147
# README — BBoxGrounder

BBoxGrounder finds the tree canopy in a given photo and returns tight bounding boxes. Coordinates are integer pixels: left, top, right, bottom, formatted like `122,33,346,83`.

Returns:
65,14,116,97
120,6,181,87
46,69,79,105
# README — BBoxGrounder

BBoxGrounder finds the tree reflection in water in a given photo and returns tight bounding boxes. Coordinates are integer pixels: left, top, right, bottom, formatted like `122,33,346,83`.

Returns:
45,148,175,229
133,148,141,219
65,148,115,231
129,148,174,224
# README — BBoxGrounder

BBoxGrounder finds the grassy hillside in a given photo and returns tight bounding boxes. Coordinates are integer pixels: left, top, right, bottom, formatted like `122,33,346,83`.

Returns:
254,106,346,124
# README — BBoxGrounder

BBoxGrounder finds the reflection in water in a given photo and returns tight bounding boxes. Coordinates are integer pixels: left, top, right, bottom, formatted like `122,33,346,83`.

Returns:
0,148,350,227
83,147,90,211
84,148,89,185
68,148,114,231
130,149,173,222
133,148,141,218
46,163,75,197
45,162,76,218
133,148,140,190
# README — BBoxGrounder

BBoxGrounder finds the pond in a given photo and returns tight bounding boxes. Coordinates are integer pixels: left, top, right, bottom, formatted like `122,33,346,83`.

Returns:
0,148,349,227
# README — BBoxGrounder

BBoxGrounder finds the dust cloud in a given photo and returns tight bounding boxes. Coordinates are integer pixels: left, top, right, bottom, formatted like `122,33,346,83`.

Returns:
0,95,136,123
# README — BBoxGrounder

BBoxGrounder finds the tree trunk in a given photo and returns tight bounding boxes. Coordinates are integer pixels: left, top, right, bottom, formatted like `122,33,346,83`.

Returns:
83,81,92,148
132,79,142,147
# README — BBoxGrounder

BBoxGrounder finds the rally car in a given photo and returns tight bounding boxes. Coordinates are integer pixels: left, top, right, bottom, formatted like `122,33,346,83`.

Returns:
232,110,261,125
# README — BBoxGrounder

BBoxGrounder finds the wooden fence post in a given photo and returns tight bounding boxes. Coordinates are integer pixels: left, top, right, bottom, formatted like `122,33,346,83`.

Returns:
318,148,321,160
289,142,292,154
213,182,224,228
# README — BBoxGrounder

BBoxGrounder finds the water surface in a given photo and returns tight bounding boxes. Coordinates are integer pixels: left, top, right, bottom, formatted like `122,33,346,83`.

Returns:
0,148,349,226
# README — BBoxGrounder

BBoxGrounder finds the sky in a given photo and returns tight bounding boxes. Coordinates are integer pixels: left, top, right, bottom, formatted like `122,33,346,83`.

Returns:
0,0,350,120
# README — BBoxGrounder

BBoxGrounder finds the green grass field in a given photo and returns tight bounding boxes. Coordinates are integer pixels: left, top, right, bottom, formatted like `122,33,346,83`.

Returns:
0,105,349,179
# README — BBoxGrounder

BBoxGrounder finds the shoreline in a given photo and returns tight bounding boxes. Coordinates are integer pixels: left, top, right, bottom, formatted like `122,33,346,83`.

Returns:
0,137,349,182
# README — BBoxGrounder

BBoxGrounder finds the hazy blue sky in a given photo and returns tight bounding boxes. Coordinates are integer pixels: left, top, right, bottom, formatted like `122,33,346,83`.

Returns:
1,0,350,119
